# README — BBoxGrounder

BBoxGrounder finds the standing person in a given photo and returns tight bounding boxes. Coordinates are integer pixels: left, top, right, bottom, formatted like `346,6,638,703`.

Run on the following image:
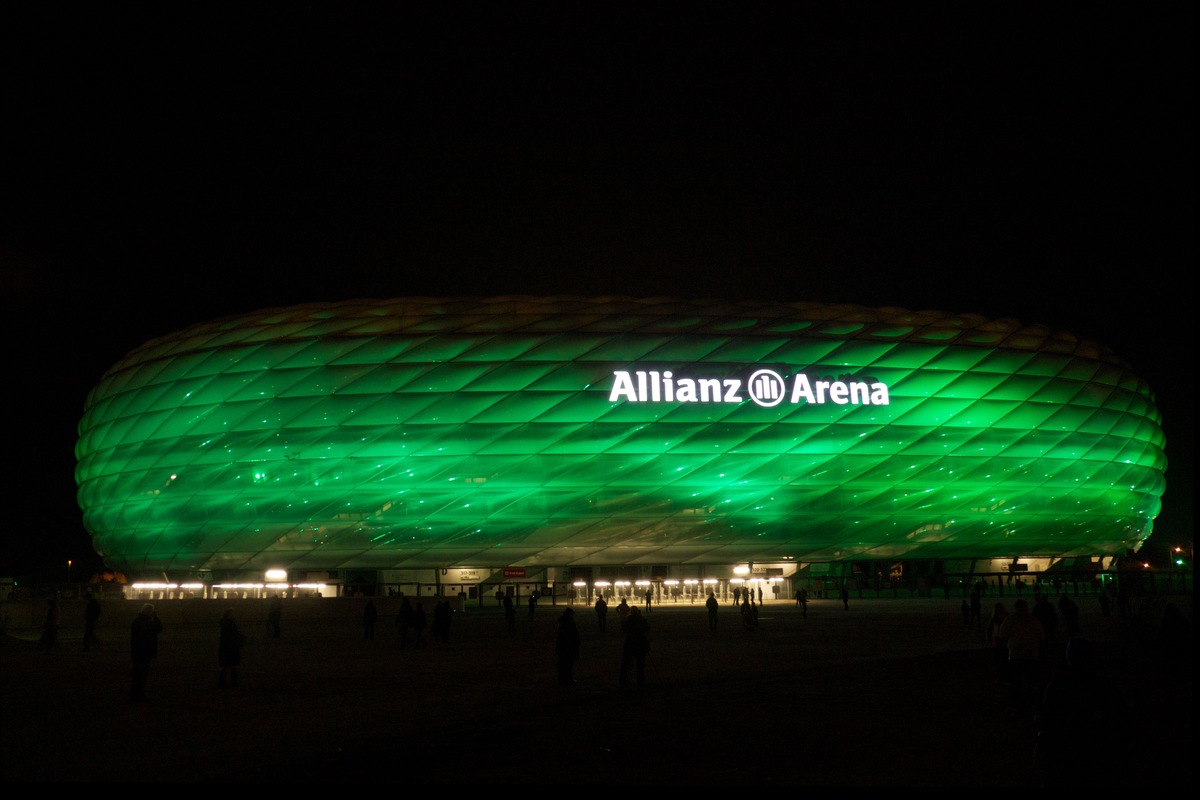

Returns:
998,598,1046,711
495,588,504,607
1035,637,1114,787
413,601,427,647
503,595,516,633
594,594,608,632
798,587,808,618
396,596,413,648
433,600,453,642
36,599,59,651
1057,595,1080,638
619,606,650,687
217,608,245,688
705,591,719,632
362,599,378,640
741,599,756,630
840,586,850,610
527,593,537,622
1032,594,1060,663
757,585,763,605
985,602,1010,684
733,586,741,607
644,586,653,612
83,593,102,652
267,595,282,638
616,597,630,623
129,603,162,702
555,608,581,685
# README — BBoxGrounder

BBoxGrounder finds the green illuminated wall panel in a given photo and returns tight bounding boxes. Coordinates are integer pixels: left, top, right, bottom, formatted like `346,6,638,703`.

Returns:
75,297,1166,573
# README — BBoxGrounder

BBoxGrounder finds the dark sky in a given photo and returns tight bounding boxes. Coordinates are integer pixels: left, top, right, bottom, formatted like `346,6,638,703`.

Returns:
3,4,1193,580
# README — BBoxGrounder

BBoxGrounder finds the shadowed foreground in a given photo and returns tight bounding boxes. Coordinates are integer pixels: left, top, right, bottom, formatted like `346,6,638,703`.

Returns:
2,596,1190,786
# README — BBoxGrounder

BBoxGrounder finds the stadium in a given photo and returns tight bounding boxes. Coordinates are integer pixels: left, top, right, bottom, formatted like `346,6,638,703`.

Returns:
74,297,1166,599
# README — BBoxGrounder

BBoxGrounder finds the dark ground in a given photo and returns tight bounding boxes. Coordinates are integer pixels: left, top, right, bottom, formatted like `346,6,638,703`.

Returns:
1,594,1191,787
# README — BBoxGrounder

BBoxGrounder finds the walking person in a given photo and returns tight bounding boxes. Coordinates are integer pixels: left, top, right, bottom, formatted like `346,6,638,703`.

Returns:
503,595,516,634
705,591,719,631
413,601,427,647
83,594,101,652
619,606,650,687
217,608,245,688
362,599,378,640
969,587,983,629
985,602,1010,684
129,603,162,702
840,586,850,610
594,594,608,632
555,608,581,685
36,599,59,651
998,598,1046,711
267,595,282,638
1057,595,1080,638
396,595,413,647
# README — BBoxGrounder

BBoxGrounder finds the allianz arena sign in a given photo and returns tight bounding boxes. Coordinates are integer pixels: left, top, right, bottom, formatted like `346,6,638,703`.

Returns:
609,369,891,407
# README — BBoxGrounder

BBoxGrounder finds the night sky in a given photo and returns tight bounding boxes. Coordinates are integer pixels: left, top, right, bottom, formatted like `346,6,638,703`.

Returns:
3,5,1193,580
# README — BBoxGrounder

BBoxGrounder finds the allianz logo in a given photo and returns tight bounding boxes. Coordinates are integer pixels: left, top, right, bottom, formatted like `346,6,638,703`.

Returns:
609,369,891,408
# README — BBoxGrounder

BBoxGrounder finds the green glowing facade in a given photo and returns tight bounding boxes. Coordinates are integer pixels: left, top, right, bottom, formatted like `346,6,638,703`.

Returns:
75,297,1165,574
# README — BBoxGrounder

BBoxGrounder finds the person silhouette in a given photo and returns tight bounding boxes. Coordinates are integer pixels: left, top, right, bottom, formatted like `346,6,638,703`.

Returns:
619,606,650,687
1057,595,1080,638
129,603,162,702
267,595,282,638
840,587,850,610
594,595,608,632
396,596,413,647
503,595,516,633
37,599,59,651
362,599,378,640
555,608,581,685
217,608,245,688
985,601,1010,683
413,602,427,647
1035,637,1116,787
969,589,983,629
706,591,719,631
998,598,1046,711
83,594,101,652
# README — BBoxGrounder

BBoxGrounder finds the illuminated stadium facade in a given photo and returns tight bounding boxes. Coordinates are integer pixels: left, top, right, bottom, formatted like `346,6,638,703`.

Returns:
75,297,1165,591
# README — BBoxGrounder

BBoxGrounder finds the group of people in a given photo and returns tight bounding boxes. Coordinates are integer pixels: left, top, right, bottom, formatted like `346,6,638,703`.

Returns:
554,601,651,687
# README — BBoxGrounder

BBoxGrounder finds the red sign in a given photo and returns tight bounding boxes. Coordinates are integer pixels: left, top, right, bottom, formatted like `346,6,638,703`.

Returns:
503,568,526,578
